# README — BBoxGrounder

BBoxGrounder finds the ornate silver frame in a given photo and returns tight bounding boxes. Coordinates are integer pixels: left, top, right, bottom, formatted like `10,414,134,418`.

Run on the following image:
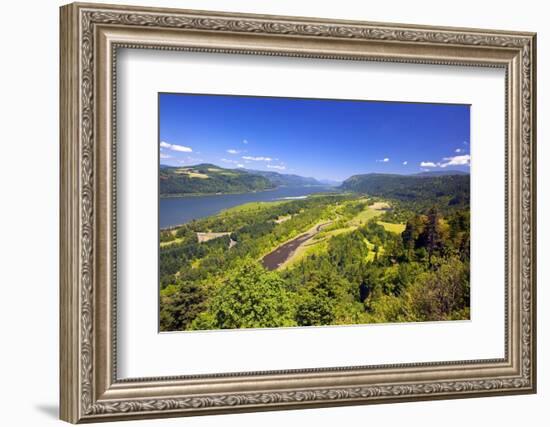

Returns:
60,2,537,423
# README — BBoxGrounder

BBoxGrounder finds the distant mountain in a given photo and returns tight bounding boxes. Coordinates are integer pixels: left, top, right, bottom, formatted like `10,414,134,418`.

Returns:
414,170,469,177
340,173,470,207
244,169,322,186
160,164,275,196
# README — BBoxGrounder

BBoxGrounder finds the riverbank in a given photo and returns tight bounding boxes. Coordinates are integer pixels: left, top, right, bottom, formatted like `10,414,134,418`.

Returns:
159,187,278,199
261,221,332,270
159,185,335,229
159,184,334,199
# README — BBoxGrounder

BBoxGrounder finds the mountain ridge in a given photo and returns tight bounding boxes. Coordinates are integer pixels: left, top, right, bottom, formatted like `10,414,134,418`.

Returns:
160,162,470,198
413,170,469,177
160,164,275,195
243,168,322,186
340,172,470,207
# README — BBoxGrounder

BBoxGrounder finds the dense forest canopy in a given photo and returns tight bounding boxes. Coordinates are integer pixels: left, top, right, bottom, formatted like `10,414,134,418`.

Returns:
242,169,321,186
340,172,470,209
159,171,471,331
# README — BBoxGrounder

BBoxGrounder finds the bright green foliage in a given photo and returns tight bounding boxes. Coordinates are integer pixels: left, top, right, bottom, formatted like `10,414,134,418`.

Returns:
294,267,354,326
191,260,296,330
159,229,176,243
159,187,470,331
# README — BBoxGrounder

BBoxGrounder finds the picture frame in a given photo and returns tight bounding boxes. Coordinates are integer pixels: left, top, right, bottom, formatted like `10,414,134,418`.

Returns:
60,2,537,423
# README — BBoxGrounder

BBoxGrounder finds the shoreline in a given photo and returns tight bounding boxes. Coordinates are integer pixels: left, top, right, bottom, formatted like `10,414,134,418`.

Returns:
159,188,276,199
159,184,332,199
261,220,333,270
159,186,341,231
159,195,308,231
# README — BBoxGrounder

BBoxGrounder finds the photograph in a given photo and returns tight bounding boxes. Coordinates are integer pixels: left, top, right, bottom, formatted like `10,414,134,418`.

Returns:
158,93,471,332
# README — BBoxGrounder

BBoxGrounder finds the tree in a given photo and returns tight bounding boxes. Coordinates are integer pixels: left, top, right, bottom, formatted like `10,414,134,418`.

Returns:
160,230,176,243
159,281,207,331
295,266,353,326
448,210,470,261
191,259,296,330
401,214,425,259
408,257,469,321
419,207,442,266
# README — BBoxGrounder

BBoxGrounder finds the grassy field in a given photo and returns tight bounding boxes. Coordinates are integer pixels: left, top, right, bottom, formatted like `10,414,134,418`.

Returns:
377,221,406,234
173,166,239,179
220,200,286,215
348,207,382,226
174,169,209,179
279,200,390,269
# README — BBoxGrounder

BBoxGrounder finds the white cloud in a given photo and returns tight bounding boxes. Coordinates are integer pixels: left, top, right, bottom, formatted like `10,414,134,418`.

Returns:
220,158,238,164
376,158,390,163
171,145,193,153
455,148,463,153
160,141,192,152
160,153,172,159
420,161,438,167
420,154,471,169
242,155,272,162
267,164,286,170
463,140,469,145
226,149,239,154
439,154,471,168
237,164,245,168
242,139,249,144
402,161,408,165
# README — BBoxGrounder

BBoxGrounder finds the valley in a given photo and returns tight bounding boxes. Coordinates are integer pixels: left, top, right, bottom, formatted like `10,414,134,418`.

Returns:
159,166,470,331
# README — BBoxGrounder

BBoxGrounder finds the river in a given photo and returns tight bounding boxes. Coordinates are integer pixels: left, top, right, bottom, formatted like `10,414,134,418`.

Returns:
261,221,332,270
160,185,335,228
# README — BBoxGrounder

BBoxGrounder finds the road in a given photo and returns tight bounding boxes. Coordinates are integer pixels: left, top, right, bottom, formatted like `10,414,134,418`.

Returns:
261,221,332,270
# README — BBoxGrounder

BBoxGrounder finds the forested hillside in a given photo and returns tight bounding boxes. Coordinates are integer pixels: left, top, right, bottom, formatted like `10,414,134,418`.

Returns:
244,169,321,186
160,164,275,196
340,173,470,210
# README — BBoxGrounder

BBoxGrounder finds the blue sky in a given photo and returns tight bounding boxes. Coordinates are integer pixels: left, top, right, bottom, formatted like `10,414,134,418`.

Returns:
159,93,470,182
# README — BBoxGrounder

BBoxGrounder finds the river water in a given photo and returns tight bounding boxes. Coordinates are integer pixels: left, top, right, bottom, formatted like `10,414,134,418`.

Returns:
160,186,334,228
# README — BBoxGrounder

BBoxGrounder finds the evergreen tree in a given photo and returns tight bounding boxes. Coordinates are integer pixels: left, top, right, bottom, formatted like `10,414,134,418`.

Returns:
421,207,442,266
159,281,207,331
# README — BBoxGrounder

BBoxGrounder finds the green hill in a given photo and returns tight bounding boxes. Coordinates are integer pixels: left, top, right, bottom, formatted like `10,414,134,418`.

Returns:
340,173,470,207
160,164,275,196
414,170,469,177
244,169,321,186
